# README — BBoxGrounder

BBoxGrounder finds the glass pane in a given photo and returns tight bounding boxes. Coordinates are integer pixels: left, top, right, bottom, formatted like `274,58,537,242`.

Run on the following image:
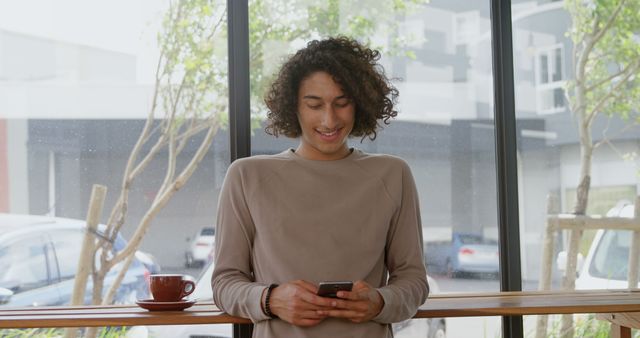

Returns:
0,0,229,314
553,87,564,109
539,54,549,84
588,229,631,282
552,47,562,82
48,229,84,280
514,0,640,336
249,0,499,336
0,237,49,293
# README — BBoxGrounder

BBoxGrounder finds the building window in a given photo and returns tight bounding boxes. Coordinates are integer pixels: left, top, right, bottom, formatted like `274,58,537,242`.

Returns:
454,11,480,45
535,44,565,114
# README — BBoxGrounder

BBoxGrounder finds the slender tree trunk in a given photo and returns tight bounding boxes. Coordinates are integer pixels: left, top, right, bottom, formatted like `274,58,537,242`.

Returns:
83,274,105,338
560,102,593,337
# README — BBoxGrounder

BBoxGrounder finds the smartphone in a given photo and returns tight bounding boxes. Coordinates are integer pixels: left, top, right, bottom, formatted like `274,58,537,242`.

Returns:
317,281,353,298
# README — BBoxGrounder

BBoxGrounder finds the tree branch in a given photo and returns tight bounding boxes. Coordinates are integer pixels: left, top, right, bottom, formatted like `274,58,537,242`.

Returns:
585,66,629,93
590,0,626,47
156,124,178,202
594,120,639,149
111,121,219,264
587,61,640,126
102,252,136,305
102,50,166,242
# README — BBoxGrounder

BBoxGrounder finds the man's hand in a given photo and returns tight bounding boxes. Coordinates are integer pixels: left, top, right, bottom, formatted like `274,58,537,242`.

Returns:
316,280,384,323
267,280,336,327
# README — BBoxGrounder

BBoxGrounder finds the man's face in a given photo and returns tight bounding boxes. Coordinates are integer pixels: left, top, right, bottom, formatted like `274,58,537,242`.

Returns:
295,71,355,161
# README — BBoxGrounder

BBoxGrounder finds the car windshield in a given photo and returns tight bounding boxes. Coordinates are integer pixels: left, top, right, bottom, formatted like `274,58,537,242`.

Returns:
589,230,631,281
200,228,215,236
458,234,497,245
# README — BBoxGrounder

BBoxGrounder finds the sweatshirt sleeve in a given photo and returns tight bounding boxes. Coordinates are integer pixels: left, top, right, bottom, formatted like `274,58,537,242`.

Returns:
211,161,270,323
373,160,429,323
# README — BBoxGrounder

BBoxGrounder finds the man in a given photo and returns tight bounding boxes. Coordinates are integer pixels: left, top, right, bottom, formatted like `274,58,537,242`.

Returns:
212,36,428,337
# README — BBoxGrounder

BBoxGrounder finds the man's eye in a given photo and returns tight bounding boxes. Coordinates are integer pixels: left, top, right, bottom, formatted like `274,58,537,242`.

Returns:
335,101,351,108
308,105,322,110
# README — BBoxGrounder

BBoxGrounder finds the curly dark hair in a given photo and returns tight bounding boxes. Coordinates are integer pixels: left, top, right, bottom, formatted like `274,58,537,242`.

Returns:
264,36,399,140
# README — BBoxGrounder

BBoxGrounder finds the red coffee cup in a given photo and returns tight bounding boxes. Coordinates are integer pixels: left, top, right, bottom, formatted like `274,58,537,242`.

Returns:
149,274,195,302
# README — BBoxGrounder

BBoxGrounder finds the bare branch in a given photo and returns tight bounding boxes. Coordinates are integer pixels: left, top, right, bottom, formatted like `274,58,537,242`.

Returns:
594,121,639,149
128,137,165,180
98,54,169,252
128,115,214,182
102,253,136,305
156,125,178,202
210,7,227,40
111,121,219,264
103,50,165,236
155,121,219,207
175,119,196,157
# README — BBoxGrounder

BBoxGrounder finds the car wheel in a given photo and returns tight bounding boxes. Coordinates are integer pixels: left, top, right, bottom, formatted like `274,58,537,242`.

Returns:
428,319,446,338
185,253,193,268
445,260,456,278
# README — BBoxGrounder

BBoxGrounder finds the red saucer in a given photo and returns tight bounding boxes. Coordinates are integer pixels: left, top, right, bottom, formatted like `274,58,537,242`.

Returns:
136,299,196,311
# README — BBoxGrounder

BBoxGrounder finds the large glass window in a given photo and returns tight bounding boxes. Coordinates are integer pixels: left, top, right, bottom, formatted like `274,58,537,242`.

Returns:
0,0,229,311
513,0,640,336
513,0,640,288
248,1,500,336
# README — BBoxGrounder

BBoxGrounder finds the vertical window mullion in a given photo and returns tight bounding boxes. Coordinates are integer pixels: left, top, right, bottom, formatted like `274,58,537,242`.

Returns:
490,0,524,337
227,0,253,336
228,0,251,162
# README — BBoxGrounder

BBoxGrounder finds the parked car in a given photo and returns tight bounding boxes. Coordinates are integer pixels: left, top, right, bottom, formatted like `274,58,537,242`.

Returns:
136,251,162,275
573,202,640,290
185,227,215,268
130,262,445,338
425,232,499,278
0,213,151,307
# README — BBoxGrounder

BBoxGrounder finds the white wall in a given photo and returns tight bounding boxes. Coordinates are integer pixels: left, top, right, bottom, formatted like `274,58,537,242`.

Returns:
7,119,29,213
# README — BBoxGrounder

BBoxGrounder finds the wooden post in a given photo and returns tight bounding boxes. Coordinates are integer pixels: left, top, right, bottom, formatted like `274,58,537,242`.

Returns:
535,196,640,338
597,313,638,338
611,324,632,338
535,194,559,338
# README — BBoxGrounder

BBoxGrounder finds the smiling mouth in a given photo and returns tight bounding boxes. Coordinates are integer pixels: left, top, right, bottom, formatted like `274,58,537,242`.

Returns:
316,128,341,137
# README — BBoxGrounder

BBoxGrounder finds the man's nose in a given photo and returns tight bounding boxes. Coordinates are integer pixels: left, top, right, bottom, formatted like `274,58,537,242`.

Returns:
321,105,338,128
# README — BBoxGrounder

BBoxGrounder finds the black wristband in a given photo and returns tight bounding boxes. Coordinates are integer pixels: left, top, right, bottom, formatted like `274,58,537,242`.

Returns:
264,284,278,319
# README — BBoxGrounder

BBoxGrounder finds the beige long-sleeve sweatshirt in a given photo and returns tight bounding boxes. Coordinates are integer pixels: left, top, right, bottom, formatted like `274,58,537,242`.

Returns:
212,148,428,338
